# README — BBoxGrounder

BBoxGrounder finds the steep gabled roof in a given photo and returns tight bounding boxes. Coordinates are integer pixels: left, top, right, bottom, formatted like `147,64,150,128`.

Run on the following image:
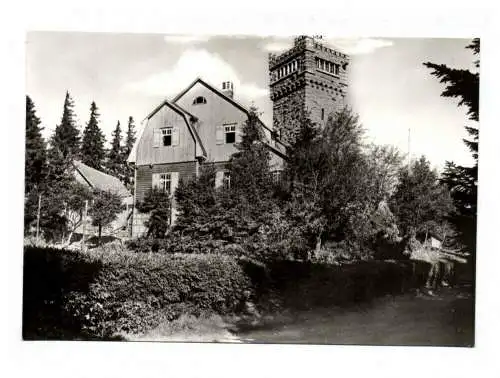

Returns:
173,77,288,151
142,98,207,159
73,160,130,198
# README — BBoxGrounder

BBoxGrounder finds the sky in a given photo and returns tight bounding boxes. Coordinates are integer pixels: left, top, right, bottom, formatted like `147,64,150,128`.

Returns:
25,32,478,168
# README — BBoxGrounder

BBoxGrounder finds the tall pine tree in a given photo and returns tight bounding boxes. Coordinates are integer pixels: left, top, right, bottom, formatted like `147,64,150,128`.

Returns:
424,39,479,255
106,120,123,178
122,116,137,187
49,91,80,160
81,101,106,170
124,116,136,156
25,95,47,194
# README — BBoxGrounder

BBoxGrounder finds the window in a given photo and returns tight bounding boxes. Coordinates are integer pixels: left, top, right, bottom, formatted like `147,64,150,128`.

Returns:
224,124,236,144
161,127,172,146
193,96,207,105
223,172,231,189
272,170,282,184
321,108,325,120
158,173,171,194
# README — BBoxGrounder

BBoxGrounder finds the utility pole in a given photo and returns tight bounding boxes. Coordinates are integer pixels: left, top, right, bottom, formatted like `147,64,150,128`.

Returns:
81,199,88,252
407,128,412,174
36,193,42,245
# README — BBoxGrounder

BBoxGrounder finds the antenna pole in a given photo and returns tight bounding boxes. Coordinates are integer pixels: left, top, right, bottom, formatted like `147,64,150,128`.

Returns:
407,128,411,173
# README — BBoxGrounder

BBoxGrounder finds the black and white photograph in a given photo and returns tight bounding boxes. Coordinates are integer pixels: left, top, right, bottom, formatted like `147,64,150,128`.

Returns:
22,32,479,347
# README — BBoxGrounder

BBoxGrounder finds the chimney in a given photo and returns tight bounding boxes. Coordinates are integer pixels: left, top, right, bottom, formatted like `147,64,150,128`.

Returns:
221,81,234,99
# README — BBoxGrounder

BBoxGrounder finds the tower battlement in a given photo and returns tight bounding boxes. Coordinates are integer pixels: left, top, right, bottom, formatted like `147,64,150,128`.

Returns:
268,36,350,145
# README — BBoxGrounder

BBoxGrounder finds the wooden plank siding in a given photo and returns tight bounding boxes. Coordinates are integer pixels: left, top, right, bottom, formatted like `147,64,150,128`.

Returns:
135,161,198,203
136,104,196,166
132,161,198,237
174,82,248,162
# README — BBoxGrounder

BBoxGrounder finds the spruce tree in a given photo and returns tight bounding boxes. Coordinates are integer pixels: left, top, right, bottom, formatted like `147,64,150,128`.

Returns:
49,91,80,160
424,39,479,255
107,120,123,178
25,95,47,194
122,116,137,187
81,101,106,170
124,116,136,156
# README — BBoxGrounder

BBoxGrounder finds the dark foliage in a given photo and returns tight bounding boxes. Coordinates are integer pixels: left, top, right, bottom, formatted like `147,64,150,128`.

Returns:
391,156,454,238
424,38,479,256
81,101,106,170
22,246,253,339
49,91,80,160
136,188,172,238
25,96,47,195
88,189,124,241
122,116,137,189
106,120,125,179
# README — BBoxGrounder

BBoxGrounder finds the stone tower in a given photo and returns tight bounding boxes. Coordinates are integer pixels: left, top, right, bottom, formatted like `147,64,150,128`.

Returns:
269,36,349,144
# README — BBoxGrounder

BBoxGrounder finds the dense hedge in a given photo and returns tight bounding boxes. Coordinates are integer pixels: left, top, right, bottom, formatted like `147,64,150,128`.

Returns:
23,246,252,340
260,259,430,310
23,245,431,340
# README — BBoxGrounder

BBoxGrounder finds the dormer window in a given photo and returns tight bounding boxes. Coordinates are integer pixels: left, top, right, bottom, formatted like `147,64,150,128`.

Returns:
193,96,207,105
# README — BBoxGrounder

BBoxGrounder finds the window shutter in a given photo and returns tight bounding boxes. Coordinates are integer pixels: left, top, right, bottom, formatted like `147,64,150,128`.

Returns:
153,129,160,147
172,127,180,146
216,125,224,145
152,173,159,189
170,172,179,197
215,171,224,188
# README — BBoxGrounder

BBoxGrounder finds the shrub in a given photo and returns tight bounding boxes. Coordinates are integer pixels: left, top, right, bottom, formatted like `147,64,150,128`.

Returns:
23,246,253,339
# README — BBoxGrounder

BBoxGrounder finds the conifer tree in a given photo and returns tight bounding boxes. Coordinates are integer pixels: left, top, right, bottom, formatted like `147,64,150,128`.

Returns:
25,95,47,194
124,116,136,156
106,120,123,178
424,39,479,255
49,91,80,160
81,101,106,169
122,116,136,187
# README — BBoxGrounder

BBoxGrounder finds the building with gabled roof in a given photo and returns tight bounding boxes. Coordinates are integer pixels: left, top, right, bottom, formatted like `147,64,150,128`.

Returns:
73,160,133,237
128,77,286,237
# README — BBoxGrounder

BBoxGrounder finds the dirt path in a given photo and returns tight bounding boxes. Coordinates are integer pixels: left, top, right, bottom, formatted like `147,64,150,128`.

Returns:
233,286,474,346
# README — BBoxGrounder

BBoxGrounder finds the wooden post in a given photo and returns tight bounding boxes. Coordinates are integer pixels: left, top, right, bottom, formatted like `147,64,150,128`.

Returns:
81,199,88,252
36,193,42,245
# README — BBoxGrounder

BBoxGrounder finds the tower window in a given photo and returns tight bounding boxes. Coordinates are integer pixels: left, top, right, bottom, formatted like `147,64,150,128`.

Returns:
321,108,325,120
161,127,172,146
224,124,236,144
193,96,207,105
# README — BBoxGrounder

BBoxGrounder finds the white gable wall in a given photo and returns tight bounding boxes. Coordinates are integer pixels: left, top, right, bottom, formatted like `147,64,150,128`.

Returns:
175,82,248,162
136,104,196,166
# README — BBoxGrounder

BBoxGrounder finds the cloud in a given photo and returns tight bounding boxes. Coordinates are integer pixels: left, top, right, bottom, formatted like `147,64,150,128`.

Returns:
260,40,293,53
163,35,211,44
326,38,394,55
123,49,268,99
260,36,393,55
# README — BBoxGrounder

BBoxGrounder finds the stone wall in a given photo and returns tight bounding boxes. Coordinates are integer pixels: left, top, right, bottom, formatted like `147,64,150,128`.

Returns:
269,36,349,145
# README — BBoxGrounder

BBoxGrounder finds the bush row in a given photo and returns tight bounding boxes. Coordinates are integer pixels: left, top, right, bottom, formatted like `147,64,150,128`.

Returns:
23,246,253,339
23,245,430,340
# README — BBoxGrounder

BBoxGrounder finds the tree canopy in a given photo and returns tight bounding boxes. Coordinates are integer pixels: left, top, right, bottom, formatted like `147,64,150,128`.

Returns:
81,101,106,170
25,96,47,194
49,91,80,160
424,38,479,254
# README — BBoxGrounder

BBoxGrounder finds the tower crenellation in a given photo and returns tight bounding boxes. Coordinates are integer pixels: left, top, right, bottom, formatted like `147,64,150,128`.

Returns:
269,35,349,145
